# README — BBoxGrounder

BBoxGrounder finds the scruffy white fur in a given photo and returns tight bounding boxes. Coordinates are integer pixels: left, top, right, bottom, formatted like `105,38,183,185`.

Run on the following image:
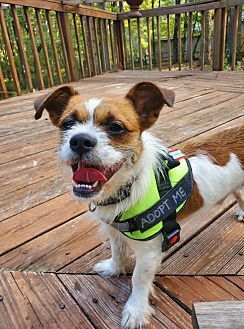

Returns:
58,98,244,329
190,154,244,207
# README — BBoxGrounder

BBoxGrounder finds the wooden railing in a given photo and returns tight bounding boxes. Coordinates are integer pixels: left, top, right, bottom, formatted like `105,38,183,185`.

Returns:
0,0,243,99
0,0,118,98
117,0,243,72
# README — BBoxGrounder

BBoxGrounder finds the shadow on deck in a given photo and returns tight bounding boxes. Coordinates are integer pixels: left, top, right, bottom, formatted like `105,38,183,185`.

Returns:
0,70,243,328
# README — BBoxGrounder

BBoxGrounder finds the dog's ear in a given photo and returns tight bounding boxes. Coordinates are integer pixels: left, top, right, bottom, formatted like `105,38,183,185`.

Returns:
34,85,78,125
126,82,175,131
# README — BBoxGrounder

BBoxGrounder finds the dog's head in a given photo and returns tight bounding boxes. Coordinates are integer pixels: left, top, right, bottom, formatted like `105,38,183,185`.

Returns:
34,82,174,200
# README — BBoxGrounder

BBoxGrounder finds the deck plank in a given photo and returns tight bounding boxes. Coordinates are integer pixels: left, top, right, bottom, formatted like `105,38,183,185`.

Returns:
152,93,244,144
0,213,100,272
159,206,244,275
155,276,244,309
0,160,57,197
0,271,93,329
207,276,244,300
225,276,244,291
0,194,86,255
192,301,244,329
58,274,192,329
0,175,67,221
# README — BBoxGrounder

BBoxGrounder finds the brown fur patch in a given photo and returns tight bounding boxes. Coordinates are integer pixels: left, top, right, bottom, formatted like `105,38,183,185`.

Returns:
177,125,244,219
177,181,204,221
126,82,175,131
34,85,78,125
94,99,140,132
94,99,143,161
58,95,89,125
181,125,244,166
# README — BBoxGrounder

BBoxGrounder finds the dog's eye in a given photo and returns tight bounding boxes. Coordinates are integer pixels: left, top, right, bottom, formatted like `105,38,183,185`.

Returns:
108,123,125,135
60,117,76,131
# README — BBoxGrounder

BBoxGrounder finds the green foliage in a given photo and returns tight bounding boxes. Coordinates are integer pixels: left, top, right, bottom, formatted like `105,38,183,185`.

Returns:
0,1,241,99
0,6,74,98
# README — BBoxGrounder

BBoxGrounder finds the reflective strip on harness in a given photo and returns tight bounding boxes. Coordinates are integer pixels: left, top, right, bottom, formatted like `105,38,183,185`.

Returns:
135,173,192,232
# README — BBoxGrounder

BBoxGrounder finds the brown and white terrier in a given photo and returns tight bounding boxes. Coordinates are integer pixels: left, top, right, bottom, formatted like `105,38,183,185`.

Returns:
35,82,244,329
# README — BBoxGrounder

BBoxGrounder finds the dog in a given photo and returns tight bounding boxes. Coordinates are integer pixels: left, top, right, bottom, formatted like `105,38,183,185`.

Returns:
34,82,244,329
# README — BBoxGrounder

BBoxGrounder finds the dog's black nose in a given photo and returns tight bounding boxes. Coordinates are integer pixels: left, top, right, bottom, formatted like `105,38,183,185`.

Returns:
70,133,97,154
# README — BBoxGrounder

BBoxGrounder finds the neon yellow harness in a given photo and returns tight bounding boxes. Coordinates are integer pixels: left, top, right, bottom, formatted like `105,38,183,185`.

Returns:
111,148,193,251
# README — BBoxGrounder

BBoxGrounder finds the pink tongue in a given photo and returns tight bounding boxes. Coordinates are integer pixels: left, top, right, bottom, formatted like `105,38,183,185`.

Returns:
73,168,107,183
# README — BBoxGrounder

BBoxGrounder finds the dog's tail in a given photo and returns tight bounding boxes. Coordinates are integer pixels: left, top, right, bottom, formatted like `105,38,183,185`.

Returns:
181,125,244,166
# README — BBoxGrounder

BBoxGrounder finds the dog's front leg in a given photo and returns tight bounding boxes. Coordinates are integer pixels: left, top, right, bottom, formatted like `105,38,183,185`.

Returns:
93,226,129,277
122,237,162,329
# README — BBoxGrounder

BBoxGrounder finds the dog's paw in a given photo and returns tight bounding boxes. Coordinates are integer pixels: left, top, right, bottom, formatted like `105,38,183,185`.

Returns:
121,297,153,329
93,258,125,277
236,208,244,222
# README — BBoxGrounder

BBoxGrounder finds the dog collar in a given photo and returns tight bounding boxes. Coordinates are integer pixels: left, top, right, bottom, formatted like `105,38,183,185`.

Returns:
96,176,138,207
109,148,193,252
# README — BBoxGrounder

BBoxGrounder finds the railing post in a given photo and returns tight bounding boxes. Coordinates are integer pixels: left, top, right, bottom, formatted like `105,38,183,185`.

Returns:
213,8,222,70
59,11,78,81
213,5,227,71
114,20,125,70
231,5,239,71
219,7,227,71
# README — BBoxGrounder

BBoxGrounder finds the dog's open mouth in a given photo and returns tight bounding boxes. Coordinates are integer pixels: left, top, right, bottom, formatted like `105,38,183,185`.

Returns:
71,161,122,198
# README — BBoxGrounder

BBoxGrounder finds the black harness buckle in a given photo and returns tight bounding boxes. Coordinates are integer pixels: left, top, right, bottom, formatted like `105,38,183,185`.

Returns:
162,227,181,252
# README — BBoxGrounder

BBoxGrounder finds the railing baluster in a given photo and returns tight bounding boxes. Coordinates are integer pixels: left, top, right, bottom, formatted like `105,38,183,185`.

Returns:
108,20,115,70
59,12,78,81
219,6,227,71
231,5,239,71
113,21,121,69
167,15,171,71
35,8,54,87
137,18,143,69
80,15,91,78
73,14,85,78
177,13,182,71
87,16,97,75
46,10,63,85
93,17,102,75
24,7,44,90
213,8,221,71
157,16,161,71
0,5,21,95
128,19,134,70
99,18,106,72
11,5,33,92
104,20,111,72
122,21,127,69
115,20,126,70
56,11,71,82
200,11,206,71
146,17,152,70
0,65,8,98
187,12,193,69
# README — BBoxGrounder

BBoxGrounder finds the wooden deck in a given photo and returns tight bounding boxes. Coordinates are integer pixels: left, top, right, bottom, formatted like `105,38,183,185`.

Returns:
0,70,243,328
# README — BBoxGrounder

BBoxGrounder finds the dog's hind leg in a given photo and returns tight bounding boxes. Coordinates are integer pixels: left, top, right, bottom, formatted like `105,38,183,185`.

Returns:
234,186,244,222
